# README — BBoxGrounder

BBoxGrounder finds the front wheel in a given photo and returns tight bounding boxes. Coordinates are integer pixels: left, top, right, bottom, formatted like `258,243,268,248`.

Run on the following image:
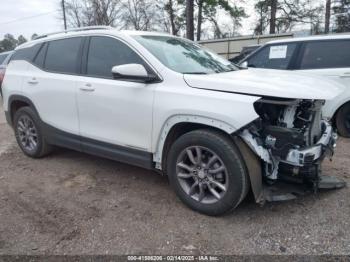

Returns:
336,103,350,138
166,129,249,216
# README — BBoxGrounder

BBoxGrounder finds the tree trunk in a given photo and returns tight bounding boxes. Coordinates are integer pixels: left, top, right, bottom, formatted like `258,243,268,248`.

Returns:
186,0,194,40
270,0,277,34
259,6,263,35
168,0,177,35
196,0,203,41
325,0,331,33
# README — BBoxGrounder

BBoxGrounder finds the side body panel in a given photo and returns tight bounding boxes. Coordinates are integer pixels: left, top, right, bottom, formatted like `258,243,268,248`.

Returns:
297,68,350,119
76,75,156,152
2,61,28,111
152,70,260,166
21,64,80,135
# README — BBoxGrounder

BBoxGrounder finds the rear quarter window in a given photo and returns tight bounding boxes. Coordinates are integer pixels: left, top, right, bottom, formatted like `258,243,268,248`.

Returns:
11,44,42,62
299,40,350,69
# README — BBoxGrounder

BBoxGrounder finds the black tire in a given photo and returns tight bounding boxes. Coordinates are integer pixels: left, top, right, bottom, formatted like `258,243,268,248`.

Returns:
166,129,249,216
13,107,52,158
336,103,350,138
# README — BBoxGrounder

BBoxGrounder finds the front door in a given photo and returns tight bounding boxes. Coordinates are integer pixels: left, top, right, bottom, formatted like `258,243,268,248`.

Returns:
76,36,155,154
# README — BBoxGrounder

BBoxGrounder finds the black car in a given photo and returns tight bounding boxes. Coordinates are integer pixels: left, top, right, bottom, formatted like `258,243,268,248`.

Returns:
229,45,261,64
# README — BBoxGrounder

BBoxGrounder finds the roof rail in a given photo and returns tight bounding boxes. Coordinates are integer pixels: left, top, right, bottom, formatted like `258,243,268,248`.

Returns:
34,26,113,40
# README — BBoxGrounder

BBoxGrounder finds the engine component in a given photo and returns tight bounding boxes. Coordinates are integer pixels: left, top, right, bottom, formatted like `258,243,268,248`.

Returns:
240,97,333,183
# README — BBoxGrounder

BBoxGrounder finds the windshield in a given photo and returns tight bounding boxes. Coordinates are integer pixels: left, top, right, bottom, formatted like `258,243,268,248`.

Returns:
133,35,237,74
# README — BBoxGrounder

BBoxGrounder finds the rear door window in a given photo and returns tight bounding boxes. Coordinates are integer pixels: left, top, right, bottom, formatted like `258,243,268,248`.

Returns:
44,37,82,74
299,40,350,69
86,36,145,78
247,43,297,69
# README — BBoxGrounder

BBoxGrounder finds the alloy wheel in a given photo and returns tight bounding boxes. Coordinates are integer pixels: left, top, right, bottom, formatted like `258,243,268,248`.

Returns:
17,115,38,152
176,146,228,204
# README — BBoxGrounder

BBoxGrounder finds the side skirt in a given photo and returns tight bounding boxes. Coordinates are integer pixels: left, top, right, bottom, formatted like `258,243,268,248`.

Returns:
42,122,154,170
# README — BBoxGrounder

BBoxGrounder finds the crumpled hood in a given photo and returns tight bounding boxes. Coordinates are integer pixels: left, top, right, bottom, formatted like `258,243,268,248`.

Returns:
183,68,345,100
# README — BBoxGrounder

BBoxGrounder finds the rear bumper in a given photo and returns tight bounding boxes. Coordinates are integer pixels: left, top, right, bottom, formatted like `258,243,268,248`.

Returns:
283,121,337,167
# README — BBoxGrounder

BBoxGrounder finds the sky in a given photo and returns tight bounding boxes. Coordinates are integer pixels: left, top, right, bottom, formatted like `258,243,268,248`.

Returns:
0,0,259,40
0,0,62,40
0,0,323,41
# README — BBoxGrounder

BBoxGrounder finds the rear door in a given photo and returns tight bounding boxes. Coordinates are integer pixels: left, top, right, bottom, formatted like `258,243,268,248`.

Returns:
22,37,83,137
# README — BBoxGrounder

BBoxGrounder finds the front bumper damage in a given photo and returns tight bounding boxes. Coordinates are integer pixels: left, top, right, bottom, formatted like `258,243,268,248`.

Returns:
238,121,346,204
284,122,336,167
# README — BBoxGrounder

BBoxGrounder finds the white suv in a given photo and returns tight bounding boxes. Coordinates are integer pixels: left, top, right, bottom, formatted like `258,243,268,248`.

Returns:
240,35,350,137
1,27,345,215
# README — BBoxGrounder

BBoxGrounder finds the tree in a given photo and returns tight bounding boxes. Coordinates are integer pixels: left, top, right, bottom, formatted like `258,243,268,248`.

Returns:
254,0,324,34
196,0,247,40
325,0,331,33
160,0,185,35
31,34,39,40
270,0,277,33
17,35,27,45
186,0,195,40
121,0,159,30
254,1,270,35
61,0,122,28
0,34,18,52
333,0,350,32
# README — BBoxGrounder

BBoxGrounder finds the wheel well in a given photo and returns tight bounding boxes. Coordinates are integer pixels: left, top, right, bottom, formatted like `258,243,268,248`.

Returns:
333,101,350,126
161,122,232,171
10,100,30,123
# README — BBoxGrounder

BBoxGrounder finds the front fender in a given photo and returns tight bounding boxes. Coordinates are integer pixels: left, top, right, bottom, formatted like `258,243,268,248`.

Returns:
153,114,239,166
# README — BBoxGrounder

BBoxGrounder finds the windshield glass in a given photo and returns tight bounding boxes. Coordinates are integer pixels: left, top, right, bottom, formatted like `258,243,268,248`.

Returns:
133,35,237,74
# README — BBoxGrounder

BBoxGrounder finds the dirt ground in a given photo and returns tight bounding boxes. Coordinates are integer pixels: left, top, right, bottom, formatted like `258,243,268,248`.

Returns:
0,100,349,256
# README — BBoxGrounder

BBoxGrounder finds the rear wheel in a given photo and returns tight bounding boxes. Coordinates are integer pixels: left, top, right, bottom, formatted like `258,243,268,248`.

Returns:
13,107,52,158
336,103,350,138
166,129,249,216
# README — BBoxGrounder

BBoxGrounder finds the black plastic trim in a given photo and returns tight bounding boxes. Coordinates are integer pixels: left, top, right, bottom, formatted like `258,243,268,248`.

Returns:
4,110,11,126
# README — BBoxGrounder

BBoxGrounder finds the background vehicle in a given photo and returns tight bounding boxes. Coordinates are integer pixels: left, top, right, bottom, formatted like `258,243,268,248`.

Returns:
0,51,14,97
229,45,261,64
240,35,350,137
1,27,345,216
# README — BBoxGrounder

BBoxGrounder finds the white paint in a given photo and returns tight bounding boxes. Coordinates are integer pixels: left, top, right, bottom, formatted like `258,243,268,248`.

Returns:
184,68,344,100
2,29,344,170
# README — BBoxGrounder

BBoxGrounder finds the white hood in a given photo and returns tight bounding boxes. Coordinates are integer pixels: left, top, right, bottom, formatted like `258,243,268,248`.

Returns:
184,68,344,100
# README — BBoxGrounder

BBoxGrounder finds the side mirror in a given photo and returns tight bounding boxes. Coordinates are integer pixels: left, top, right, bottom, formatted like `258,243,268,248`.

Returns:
111,64,158,83
240,61,248,68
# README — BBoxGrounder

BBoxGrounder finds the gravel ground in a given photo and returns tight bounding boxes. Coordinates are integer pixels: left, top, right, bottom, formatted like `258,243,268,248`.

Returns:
0,101,349,256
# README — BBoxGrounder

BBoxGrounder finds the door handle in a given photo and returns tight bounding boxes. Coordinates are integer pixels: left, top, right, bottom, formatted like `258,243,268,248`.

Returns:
79,83,95,92
27,78,38,84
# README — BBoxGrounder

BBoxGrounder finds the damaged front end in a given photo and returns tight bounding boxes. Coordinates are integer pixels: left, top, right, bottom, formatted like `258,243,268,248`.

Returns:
239,97,345,203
